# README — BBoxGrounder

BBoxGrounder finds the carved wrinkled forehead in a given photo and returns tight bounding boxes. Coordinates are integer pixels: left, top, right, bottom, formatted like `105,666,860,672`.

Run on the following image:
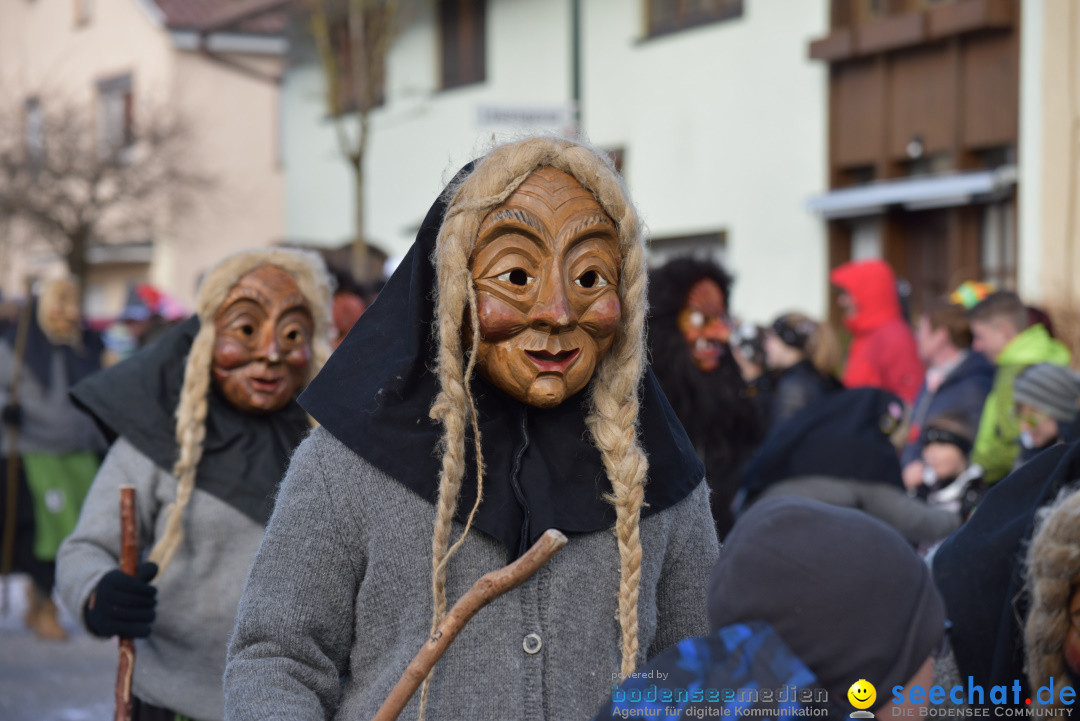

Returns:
41,278,79,305
215,265,310,319
474,166,618,256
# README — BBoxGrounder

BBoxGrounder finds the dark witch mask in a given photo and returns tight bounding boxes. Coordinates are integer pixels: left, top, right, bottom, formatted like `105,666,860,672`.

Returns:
677,278,730,373
212,265,314,414
472,166,622,408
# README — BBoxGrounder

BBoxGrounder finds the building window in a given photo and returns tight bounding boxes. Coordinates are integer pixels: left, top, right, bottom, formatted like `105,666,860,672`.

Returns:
97,74,134,157
24,97,44,169
980,200,1017,290
329,11,388,115
647,231,727,267
440,0,486,89
74,0,93,26
645,0,743,38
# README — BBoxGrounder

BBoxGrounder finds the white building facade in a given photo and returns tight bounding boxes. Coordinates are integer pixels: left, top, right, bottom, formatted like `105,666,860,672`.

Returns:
283,0,831,322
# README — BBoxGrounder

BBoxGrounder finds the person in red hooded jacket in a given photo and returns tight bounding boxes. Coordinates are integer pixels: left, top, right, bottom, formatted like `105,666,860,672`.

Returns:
830,259,923,405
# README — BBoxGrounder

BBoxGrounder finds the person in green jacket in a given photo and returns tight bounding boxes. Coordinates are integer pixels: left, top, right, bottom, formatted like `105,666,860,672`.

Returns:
969,292,1071,482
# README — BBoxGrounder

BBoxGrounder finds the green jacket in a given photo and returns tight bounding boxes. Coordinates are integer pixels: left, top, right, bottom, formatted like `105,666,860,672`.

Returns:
971,324,1071,482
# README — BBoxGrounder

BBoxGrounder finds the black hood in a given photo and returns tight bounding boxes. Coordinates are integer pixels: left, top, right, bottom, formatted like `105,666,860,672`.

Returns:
299,163,705,561
70,316,311,526
933,441,1080,703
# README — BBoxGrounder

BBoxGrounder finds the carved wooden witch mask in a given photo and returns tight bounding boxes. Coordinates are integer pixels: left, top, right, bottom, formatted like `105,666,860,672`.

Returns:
471,166,622,408
212,265,314,415
39,277,82,343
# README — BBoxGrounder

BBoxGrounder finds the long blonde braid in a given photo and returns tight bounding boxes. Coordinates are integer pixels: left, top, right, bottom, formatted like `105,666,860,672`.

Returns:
147,248,334,576
419,137,649,718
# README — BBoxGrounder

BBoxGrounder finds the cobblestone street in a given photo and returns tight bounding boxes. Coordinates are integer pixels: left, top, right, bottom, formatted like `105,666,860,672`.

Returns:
0,574,115,721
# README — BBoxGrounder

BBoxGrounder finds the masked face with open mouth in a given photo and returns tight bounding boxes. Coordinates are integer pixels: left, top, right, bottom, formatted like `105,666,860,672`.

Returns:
212,265,314,415
677,278,730,373
471,166,622,408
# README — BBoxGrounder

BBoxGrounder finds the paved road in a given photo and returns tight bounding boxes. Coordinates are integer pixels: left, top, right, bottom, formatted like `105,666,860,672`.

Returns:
0,574,116,721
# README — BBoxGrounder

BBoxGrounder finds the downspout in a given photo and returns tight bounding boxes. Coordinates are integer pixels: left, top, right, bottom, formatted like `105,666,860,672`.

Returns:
571,0,582,137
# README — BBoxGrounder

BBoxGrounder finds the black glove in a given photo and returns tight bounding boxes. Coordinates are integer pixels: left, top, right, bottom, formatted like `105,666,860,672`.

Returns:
1,403,21,427
84,561,158,639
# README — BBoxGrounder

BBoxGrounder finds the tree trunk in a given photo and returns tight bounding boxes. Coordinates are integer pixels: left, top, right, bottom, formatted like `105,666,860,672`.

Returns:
66,230,91,303
351,135,367,282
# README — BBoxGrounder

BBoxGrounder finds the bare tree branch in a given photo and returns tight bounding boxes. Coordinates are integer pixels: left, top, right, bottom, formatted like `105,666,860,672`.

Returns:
0,92,211,293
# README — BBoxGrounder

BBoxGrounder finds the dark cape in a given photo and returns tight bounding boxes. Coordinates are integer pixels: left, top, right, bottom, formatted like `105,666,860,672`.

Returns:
70,316,311,526
933,441,1080,704
740,387,906,505
298,165,705,562
2,301,103,392
646,257,762,539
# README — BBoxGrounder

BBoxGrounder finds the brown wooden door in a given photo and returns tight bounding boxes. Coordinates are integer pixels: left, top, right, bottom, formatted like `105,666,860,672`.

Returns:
890,208,950,318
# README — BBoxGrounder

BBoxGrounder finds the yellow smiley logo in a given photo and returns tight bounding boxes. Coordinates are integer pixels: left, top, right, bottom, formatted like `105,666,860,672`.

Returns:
847,679,876,710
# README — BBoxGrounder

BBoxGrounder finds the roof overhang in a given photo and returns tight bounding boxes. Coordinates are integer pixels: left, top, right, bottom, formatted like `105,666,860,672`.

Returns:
170,30,287,55
86,242,155,265
807,166,1018,219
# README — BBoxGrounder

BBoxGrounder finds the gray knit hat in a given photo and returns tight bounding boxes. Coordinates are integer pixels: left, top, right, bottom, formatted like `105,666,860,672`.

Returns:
709,497,946,711
1014,363,1080,423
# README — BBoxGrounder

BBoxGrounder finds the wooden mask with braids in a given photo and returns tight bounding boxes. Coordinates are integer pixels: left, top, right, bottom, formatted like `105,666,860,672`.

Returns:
212,265,315,415
471,166,622,408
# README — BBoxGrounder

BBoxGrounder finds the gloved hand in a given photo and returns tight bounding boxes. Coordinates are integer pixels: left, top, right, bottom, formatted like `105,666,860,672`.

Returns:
84,561,158,639
1,403,21,428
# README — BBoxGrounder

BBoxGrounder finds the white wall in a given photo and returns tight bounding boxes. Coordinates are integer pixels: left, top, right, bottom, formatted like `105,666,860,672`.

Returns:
583,0,830,322
284,0,574,257
284,0,831,322
1017,0,1044,302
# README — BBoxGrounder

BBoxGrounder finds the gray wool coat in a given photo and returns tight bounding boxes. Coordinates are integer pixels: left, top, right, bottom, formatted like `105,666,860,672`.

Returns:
224,426,719,721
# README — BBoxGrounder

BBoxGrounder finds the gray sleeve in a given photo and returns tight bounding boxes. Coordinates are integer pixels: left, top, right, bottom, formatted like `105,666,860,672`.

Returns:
224,432,363,721
648,480,719,659
55,437,164,633
856,483,961,545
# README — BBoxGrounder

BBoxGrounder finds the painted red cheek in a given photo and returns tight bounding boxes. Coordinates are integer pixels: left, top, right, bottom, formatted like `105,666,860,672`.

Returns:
213,339,253,370
477,292,528,341
284,347,311,370
580,294,621,336
1065,628,1080,676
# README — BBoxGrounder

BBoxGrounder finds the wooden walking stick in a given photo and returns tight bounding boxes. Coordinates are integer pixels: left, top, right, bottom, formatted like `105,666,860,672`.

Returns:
1,282,35,616
115,486,138,721
371,528,568,721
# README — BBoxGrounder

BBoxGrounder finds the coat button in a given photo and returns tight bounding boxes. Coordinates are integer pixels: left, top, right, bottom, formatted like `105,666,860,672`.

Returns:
523,632,542,654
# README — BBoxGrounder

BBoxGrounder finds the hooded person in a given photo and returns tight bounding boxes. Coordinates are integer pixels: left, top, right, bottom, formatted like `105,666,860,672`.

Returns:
593,497,947,720
740,387,960,545
224,138,718,721
830,259,923,405
55,248,333,721
932,441,1080,707
647,257,762,538
0,276,106,640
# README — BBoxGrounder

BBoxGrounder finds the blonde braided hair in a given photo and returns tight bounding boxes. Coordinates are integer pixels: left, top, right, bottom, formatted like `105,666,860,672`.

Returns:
419,137,650,718
147,248,334,576
1025,487,1080,710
